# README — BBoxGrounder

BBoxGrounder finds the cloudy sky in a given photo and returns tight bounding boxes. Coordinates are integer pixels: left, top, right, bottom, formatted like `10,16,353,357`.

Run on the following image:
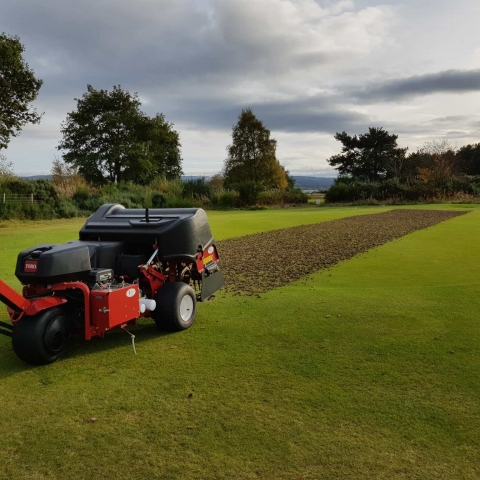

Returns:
1,0,480,177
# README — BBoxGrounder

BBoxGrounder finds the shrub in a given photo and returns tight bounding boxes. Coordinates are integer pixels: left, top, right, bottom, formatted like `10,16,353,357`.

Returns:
192,195,212,208
257,190,284,206
72,186,91,203
256,188,309,206
182,178,212,199
324,176,480,203
106,189,147,209
151,193,166,208
0,179,58,204
324,182,354,203
211,190,239,209
164,195,193,208
51,158,86,197
236,181,265,206
0,201,57,220
150,177,183,197
71,186,104,212
55,199,80,218
283,188,309,204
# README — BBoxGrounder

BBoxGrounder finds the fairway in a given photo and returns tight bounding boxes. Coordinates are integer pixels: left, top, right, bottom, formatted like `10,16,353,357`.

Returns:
1,205,479,479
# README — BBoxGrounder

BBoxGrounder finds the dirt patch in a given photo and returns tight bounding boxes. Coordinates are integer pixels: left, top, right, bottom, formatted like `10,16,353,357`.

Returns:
217,209,467,295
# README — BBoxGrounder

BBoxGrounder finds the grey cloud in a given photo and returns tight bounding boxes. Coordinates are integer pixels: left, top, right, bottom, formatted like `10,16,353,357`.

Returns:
379,113,480,142
351,69,480,102
1,0,387,105
252,105,368,133
1,1,219,91
426,115,470,126
169,95,369,134
3,0,479,176
445,131,472,138
0,0,390,140
0,0,333,98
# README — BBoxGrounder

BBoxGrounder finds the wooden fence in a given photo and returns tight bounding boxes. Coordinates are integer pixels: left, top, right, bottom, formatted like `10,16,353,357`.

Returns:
1,193,43,204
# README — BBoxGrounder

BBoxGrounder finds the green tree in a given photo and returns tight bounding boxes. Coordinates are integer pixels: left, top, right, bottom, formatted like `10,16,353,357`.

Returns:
58,85,182,185
0,33,43,150
328,127,407,182
223,108,287,189
143,114,183,180
456,143,480,176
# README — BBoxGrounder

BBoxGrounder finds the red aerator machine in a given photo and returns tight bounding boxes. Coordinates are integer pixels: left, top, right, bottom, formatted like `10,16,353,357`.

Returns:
0,204,225,364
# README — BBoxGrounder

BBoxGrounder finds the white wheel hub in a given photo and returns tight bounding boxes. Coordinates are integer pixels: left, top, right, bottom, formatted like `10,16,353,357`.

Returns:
179,295,194,322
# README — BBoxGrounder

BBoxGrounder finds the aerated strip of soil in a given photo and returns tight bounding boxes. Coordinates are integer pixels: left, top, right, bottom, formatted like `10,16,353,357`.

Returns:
217,209,467,295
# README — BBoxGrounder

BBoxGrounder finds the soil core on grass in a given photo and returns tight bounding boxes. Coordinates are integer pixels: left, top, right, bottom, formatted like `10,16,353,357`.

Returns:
217,209,467,295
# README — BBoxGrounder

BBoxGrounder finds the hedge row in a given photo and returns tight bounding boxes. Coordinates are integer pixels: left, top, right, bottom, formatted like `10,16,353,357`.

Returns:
325,177,480,203
0,178,308,220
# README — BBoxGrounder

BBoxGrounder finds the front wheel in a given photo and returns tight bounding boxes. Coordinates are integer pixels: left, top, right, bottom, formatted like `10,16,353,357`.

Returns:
153,282,197,331
12,307,71,365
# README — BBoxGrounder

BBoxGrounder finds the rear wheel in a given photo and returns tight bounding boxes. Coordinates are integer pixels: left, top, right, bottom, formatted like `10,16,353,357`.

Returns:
153,282,197,331
12,307,71,365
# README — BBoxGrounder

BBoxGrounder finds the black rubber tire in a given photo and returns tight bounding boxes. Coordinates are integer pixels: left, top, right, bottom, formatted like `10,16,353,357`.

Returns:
12,307,71,365
153,282,197,332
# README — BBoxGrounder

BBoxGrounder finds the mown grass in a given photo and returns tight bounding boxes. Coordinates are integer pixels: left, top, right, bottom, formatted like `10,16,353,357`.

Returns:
0,205,479,479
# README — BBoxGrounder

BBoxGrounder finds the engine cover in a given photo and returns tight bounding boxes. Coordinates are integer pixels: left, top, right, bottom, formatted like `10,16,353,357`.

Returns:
15,240,126,285
15,243,92,285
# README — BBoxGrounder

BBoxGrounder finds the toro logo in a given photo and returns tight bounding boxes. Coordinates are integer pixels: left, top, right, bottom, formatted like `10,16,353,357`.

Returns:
24,260,38,273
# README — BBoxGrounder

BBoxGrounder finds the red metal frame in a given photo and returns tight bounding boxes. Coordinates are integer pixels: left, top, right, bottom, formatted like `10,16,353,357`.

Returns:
1,244,221,342
50,282,94,340
3,278,142,341
140,264,166,300
0,279,31,314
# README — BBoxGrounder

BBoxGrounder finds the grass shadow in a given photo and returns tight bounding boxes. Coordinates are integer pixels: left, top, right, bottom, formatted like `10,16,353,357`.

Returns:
0,321,173,379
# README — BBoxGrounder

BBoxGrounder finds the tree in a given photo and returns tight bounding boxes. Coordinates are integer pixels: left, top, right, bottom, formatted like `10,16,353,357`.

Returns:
281,165,296,189
58,85,182,185
0,33,43,150
51,157,86,197
456,143,480,176
142,114,183,180
208,174,224,189
223,108,287,189
414,140,458,185
0,152,14,178
328,127,407,182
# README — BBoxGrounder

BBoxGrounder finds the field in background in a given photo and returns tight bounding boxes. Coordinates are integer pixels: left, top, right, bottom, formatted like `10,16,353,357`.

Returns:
308,192,325,204
1,205,479,479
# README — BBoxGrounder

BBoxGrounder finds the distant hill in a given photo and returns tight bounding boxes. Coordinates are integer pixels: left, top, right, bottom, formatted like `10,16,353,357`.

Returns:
182,175,336,191
20,175,52,181
181,175,210,181
291,176,335,191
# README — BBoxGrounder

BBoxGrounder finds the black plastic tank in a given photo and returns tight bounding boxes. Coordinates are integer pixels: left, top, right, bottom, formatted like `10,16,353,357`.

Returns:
79,204,215,260
15,243,91,284
15,240,126,285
